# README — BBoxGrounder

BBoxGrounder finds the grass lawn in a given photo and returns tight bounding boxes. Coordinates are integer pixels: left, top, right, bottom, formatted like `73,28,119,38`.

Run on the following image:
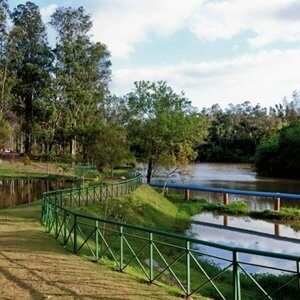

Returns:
0,201,179,299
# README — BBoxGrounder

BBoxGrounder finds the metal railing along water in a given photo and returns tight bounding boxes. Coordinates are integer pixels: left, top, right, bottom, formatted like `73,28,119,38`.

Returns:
150,183,300,211
42,174,300,299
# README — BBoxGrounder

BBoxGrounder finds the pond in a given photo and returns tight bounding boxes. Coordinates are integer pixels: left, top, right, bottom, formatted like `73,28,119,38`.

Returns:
188,212,300,274
0,179,77,209
150,163,300,209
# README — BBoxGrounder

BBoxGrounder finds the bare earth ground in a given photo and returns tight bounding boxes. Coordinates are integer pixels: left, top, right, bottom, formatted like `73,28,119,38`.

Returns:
0,217,177,300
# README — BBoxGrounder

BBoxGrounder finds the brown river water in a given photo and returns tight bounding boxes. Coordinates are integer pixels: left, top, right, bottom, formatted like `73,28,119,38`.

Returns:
0,179,76,209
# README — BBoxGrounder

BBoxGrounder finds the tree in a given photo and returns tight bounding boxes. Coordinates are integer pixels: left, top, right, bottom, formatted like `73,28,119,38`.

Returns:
255,121,300,178
0,0,10,110
50,6,111,160
0,111,11,146
81,122,132,175
10,2,53,153
124,81,207,183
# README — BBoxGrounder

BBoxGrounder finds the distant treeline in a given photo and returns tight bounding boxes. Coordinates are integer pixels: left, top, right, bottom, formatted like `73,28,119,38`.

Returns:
0,1,299,180
197,95,300,164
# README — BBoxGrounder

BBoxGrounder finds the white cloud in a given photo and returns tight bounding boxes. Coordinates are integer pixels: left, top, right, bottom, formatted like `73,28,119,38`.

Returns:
83,0,202,58
40,1,300,57
40,4,57,23
189,0,300,48
111,48,300,108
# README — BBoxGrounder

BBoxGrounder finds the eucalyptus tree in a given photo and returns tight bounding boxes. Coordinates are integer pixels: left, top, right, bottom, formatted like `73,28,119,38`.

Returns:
0,0,14,111
125,81,207,183
50,6,111,159
10,1,53,153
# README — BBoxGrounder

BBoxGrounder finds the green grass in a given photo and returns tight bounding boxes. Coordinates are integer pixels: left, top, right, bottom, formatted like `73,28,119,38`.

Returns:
0,202,178,299
250,207,300,220
166,191,300,221
77,185,179,230
0,200,41,219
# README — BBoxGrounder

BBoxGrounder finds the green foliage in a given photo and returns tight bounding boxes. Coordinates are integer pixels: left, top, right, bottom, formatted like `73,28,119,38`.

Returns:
0,112,11,145
1,0,300,178
203,201,248,214
125,81,207,182
10,2,53,153
50,6,111,160
198,101,282,162
255,121,300,178
22,154,31,166
250,207,300,221
80,122,132,173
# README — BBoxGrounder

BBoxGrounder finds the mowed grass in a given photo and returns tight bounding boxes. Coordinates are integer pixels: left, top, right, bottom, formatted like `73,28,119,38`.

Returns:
0,201,179,299
0,159,76,179
78,185,180,230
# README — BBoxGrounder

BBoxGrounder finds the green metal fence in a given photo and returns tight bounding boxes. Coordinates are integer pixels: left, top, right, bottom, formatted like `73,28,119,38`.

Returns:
42,173,300,299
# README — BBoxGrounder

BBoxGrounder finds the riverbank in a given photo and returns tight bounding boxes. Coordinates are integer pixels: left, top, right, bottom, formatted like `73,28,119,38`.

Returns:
166,193,300,223
0,160,77,180
0,202,177,300
76,185,298,299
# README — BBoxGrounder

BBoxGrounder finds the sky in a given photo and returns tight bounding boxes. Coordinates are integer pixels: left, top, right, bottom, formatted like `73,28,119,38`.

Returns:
7,0,300,109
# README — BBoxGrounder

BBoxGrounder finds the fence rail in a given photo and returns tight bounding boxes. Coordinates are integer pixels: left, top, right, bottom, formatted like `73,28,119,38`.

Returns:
42,173,300,299
150,182,300,211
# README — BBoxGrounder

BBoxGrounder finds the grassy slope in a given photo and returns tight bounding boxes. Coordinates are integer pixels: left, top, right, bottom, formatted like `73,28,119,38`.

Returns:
0,201,178,300
78,186,298,300
77,185,258,299
78,185,180,230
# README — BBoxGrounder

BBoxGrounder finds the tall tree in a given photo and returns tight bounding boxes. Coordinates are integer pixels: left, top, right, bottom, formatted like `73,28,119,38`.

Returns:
50,6,111,159
10,1,53,153
125,81,207,183
0,0,13,111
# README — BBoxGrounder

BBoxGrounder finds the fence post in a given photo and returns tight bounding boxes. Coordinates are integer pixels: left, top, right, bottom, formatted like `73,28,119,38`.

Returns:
274,197,281,211
223,193,229,205
63,209,67,245
185,189,190,202
55,207,58,237
149,232,154,284
73,214,77,253
120,226,124,271
297,260,300,293
95,220,99,261
186,241,191,297
233,251,241,300
274,223,280,236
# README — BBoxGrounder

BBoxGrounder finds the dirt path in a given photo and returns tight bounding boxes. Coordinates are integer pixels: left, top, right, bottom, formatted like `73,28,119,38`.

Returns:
0,217,177,300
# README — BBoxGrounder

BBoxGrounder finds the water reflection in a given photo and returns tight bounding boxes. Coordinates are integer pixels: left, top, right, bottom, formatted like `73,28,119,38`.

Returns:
150,163,300,209
188,212,300,274
0,179,75,209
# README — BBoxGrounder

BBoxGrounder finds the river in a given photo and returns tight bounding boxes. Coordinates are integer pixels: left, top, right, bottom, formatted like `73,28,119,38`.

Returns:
188,212,300,274
150,163,300,209
0,179,76,209
150,163,300,273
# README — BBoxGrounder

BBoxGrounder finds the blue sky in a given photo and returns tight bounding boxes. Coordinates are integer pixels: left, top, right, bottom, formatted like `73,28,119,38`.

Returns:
7,0,300,109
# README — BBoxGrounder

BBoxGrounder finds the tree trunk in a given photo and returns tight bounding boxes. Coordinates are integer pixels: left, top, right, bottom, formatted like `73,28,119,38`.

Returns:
146,159,153,183
24,93,33,154
70,137,76,160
